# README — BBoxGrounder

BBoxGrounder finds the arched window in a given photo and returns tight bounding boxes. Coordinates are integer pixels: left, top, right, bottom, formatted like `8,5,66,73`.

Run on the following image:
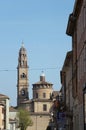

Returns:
21,89,25,96
21,73,26,78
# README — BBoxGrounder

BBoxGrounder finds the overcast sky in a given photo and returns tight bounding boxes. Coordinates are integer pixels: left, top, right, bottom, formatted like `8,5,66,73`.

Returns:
0,0,74,106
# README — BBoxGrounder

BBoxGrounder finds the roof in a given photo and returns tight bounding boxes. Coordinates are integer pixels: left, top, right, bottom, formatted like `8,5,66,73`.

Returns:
0,94,9,99
9,106,18,112
33,72,53,86
33,81,53,85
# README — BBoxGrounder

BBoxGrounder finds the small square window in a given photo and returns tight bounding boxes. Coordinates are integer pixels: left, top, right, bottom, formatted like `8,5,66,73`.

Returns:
36,93,38,98
43,104,47,111
43,93,46,98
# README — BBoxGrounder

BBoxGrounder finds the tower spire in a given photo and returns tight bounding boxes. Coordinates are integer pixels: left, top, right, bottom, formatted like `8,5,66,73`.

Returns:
22,41,24,47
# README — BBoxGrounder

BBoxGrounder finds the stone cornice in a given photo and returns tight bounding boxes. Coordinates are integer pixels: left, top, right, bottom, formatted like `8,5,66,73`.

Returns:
66,0,83,36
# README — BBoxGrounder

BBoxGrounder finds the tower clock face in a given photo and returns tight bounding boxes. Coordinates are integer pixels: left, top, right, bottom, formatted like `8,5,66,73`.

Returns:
21,89,25,96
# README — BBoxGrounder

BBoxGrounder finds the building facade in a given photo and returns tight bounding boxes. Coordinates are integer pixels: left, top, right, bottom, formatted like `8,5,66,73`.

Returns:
17,44,57,130
9,106,19,130
0,94,10,130
60,51,73,130
0,103,4,130
66,0,86,129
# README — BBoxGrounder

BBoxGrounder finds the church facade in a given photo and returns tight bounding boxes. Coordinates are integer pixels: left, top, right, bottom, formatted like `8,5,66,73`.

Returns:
17,44,56,130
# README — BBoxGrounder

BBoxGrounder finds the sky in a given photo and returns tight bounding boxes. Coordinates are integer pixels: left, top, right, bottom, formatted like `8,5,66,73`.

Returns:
0,0,74,106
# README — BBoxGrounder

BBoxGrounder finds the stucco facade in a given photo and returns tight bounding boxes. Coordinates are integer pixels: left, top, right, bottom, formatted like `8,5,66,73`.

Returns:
27,114,50,130
0,94,10,130
66,0,86,129
0,103,4,130
17,44,57,130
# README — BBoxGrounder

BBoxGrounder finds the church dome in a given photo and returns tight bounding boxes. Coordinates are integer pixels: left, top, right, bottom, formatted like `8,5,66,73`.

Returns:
18,42,28,68
40,71,45,81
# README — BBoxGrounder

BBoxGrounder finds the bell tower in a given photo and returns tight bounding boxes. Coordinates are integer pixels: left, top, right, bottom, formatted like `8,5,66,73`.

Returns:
17,43,29,106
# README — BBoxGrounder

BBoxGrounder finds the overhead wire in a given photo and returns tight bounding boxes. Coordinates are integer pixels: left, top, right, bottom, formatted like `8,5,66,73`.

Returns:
0,67,58,72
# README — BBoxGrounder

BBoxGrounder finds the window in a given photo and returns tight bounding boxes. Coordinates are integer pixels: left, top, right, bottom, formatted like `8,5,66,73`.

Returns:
43,93,46,98
50,93,52,99
21,90,25,96
21,61,24,66
43,104,47,111
36,93,38,98
2,108,4,114
21,73,26,78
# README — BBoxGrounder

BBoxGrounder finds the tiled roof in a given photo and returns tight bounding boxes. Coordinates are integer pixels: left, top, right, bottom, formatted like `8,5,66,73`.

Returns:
33,81,53,85
0,94,9,99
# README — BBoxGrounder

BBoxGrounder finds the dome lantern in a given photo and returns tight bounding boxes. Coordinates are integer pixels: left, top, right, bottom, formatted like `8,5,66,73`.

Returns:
40,71,45,81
